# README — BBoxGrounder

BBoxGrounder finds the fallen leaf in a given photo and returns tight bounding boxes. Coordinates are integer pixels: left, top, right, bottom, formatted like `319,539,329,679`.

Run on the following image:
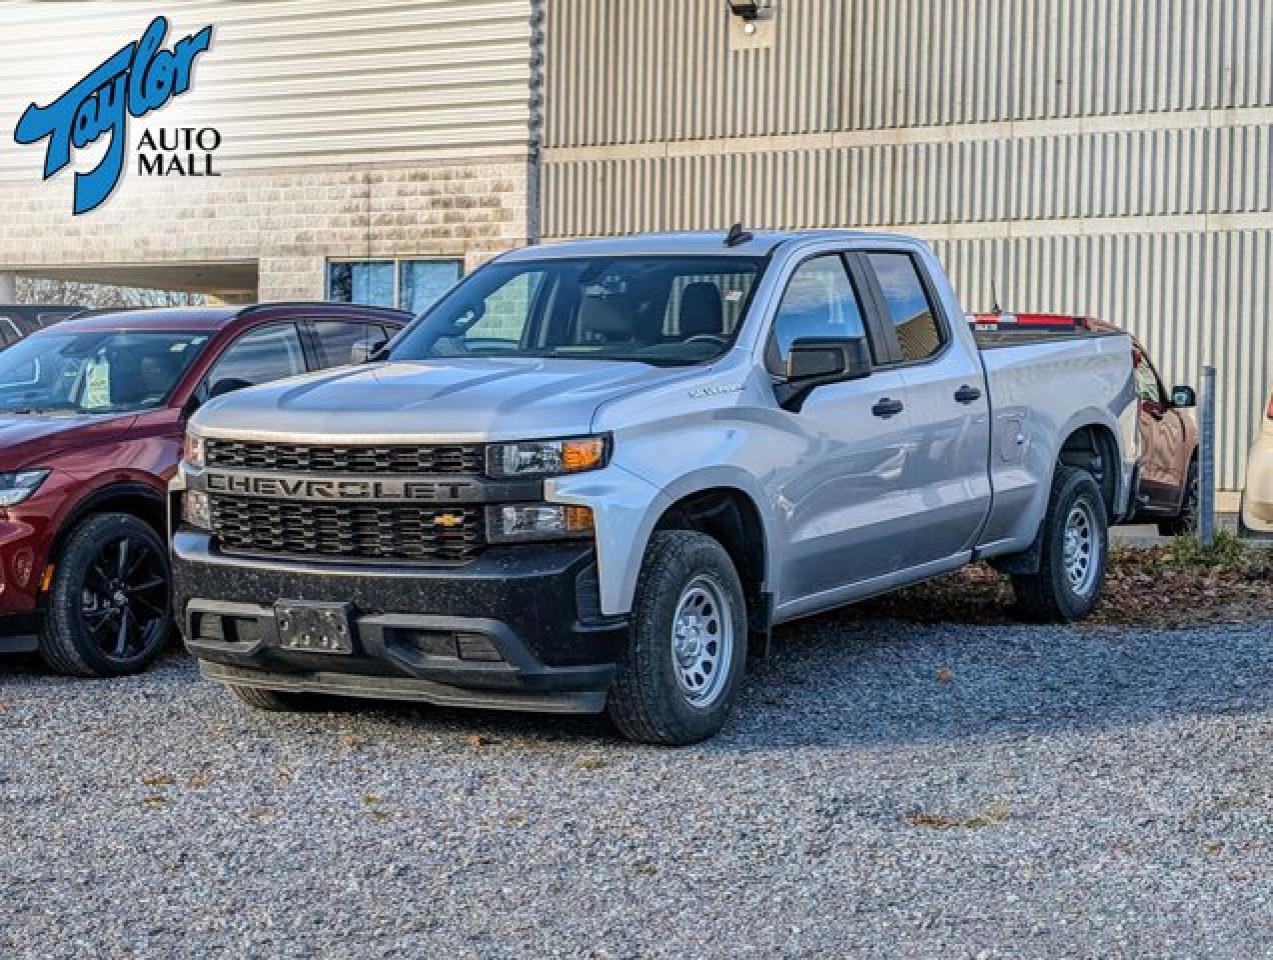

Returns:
905,802,1008,830
936,667,954,684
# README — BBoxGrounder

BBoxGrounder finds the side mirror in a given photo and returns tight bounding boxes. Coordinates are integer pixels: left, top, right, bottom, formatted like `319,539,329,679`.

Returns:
776,336,872,412
350,337,388,364
208,377,254,399
1171,385,1196,408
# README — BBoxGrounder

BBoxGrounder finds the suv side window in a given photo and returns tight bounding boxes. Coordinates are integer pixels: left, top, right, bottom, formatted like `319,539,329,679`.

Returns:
768,255,867,373
1133,348,1166,405
206,323,307,392
867,252,945,363
310,320,388,368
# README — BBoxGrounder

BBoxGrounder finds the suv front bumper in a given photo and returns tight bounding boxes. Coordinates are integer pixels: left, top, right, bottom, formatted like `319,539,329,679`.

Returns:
172,530,627,714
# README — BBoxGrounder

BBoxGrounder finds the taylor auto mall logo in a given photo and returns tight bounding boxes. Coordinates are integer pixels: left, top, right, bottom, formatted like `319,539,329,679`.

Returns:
13,15,217,215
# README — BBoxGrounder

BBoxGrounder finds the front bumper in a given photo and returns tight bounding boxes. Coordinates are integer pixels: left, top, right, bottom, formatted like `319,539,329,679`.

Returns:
172,530,627,714
1242,435,1273,531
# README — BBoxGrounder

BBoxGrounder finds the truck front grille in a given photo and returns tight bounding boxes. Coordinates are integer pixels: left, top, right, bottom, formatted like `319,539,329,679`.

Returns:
209,497,485,564
205,440,484,475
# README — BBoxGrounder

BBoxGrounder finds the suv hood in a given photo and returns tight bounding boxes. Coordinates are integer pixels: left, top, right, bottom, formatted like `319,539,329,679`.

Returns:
191,357,702,443
0,412,137,471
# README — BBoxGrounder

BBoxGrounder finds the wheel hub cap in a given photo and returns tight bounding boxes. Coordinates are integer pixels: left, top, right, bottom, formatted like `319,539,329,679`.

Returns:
1063,501,1099,595
670,576,733,708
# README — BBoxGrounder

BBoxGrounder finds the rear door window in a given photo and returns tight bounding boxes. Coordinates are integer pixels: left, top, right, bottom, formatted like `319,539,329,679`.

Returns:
205,323,307,393
309,320,389,368
867,253,945,363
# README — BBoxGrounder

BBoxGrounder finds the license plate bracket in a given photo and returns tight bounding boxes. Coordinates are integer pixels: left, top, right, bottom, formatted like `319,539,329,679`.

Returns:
274,601,356,655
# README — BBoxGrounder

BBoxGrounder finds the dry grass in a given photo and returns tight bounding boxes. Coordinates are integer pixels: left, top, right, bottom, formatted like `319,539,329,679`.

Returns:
855,533,1273,629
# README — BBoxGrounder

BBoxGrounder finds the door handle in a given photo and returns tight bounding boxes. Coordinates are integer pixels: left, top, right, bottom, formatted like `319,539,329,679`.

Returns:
872,397,904,419
954,385,983,404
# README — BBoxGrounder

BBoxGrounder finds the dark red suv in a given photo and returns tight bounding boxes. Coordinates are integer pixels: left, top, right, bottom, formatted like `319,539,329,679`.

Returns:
0,302,408,675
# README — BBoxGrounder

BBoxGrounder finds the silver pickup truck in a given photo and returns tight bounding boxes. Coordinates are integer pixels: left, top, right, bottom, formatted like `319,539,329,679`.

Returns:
171,230,1137,744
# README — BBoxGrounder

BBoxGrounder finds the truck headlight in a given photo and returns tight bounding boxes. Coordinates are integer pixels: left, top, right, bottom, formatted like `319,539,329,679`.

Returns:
183,491,212,530
486,436,608,478
0,469,50,507
487,504,594,543
183,433,206,469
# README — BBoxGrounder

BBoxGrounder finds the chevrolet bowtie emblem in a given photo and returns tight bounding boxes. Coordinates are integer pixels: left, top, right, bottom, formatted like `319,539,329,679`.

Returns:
433,513,465,528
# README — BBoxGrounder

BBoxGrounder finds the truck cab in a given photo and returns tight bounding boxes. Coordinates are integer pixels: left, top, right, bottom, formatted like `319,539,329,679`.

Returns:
172,231,1137,744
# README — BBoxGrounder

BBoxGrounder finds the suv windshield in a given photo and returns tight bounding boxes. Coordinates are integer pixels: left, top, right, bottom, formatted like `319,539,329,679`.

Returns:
389,256,765,366
0,330,210,415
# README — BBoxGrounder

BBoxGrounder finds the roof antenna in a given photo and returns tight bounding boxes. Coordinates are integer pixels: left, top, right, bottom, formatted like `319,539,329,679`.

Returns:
724,222,754,248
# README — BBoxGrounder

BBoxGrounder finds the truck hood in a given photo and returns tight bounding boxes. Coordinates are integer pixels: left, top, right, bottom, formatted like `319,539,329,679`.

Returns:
191,357,702,442
0,412,137,471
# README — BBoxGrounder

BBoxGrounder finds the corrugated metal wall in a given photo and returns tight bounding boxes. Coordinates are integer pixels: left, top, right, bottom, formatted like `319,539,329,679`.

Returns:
547,0,1273,146
543,0,1273,490
0,0,531,179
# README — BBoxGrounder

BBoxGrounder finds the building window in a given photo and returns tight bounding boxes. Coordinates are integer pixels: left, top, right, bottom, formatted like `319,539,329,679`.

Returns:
327,259,462,313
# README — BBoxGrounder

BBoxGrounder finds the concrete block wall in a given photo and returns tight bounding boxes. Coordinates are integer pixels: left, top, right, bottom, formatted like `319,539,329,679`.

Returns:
0,158,528,300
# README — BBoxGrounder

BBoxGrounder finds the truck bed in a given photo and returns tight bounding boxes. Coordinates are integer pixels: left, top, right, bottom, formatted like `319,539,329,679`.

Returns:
975,331,1137,557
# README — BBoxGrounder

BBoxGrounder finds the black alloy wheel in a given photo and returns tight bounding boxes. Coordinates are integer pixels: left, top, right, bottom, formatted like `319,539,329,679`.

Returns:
79,534,169,661
39,513,173,677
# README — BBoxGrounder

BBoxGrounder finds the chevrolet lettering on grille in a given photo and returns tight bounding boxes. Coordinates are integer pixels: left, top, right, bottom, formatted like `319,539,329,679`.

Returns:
204,472,471,502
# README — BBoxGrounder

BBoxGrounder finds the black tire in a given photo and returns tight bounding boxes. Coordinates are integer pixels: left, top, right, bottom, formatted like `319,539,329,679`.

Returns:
1158,457,1200,537
606,531,748,746
230,685,316,712
1011,466,1109,622
38,513,172,678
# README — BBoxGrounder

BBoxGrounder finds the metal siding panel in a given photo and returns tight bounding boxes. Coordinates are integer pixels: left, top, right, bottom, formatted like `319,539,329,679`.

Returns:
927,230,1273,492
0,0,531,179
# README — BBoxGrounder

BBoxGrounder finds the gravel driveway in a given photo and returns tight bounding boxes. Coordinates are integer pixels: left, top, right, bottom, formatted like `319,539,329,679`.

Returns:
2,613,1271,959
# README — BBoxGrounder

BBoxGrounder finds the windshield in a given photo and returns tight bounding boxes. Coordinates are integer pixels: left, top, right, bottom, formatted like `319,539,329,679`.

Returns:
0,330,210,415
389,256,766,366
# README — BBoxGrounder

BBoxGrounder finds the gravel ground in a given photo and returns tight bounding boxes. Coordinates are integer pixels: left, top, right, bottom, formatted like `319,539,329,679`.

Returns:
2,614,1271,959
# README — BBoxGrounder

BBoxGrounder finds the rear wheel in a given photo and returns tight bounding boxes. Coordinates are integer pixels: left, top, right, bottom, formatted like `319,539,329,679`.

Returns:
607,531,747,745
1158,458,1199,537
38,513,172,677
1012,466,1108,622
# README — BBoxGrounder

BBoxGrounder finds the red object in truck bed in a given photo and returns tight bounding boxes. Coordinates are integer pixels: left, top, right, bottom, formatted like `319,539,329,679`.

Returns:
969,312,1098,333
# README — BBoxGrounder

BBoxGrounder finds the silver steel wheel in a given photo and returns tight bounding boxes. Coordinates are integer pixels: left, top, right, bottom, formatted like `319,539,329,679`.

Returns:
1062,500,1100,596
670,575,734,708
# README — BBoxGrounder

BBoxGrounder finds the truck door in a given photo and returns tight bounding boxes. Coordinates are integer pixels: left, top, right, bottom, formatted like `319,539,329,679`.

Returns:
859,251,992,565
767,253,915,602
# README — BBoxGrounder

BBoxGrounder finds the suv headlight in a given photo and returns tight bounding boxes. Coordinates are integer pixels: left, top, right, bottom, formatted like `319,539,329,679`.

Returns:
183,433,206,469
0,469,50,507
486,436,609,479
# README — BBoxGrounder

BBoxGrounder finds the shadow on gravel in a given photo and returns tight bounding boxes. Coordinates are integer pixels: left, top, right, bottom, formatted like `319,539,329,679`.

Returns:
4,610,1270,753
728,609,1273,749
211,610,1273,753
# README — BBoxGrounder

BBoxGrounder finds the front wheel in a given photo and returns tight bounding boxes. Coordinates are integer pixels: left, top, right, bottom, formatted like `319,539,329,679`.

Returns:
38,513,173,677
230,685,318,712
1012,466,1109,622
607,531,748,745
